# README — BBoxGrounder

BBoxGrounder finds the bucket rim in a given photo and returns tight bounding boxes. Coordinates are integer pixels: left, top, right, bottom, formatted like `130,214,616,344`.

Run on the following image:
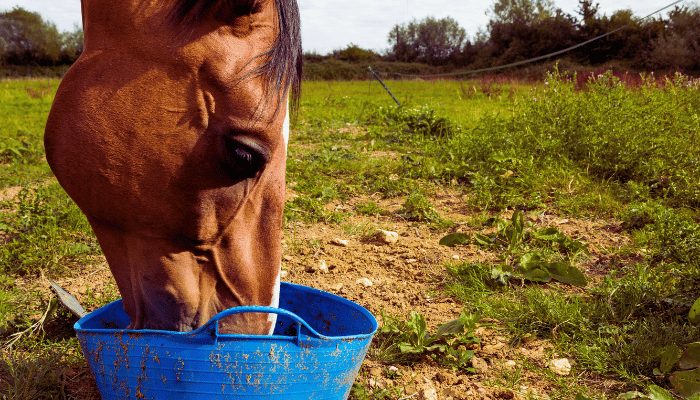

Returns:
74,282,377,342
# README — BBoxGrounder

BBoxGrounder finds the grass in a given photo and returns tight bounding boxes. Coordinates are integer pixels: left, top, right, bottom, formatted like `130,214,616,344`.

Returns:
0,79,58,188
2,70,700,398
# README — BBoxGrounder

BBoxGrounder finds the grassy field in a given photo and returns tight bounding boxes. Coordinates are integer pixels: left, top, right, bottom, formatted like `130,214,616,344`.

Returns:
1,71,700,399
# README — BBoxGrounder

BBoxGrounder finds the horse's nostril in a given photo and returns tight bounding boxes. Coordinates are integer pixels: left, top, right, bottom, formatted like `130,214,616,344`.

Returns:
221,136,268,178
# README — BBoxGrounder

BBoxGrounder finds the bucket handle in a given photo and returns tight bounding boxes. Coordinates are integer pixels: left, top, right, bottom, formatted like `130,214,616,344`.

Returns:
197,306,329,345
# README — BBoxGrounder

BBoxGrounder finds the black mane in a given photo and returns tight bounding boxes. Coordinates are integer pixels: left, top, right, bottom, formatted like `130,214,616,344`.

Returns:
171,0,302,114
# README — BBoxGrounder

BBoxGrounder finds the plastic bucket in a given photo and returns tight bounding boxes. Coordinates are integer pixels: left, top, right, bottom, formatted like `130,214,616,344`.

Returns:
75,282,377,399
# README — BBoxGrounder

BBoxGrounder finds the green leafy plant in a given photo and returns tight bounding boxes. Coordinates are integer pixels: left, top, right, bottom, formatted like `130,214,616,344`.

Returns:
368,105,460,139
651,343,700,399
375,309,480,371
349,382,401,400
398,192,440,222
355,201,390,216
441,210,589,287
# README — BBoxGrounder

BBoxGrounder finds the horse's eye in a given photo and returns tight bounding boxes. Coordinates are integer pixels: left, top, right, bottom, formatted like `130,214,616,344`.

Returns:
221,136,268,179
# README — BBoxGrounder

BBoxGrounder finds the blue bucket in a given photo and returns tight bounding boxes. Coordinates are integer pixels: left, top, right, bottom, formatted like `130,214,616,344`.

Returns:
75,282,377,399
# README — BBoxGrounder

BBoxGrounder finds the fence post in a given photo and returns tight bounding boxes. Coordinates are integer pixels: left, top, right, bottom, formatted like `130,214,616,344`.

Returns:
368,66,401,106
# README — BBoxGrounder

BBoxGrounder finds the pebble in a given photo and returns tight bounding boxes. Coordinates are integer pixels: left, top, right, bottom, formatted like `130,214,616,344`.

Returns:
280,270,289,279
481,343,506,355
419,385,438,400
376,229,399,244
356,278,373,287
306,260,329,274
368,377,387,390
330,238,349,247
549,358,572,376
329,283,343,292
471,357,488,374
435,371,458,385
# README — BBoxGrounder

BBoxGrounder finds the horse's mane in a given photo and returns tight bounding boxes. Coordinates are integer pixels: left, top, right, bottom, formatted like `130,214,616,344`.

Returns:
171,0,302,114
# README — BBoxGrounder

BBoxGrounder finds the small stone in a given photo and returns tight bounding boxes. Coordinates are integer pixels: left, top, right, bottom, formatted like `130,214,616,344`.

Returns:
368,377,387,390
549,358,572,376
306,260,329,274
329,283,343,292
472,356,488,374
388,366,399,373
368,367,382,376
317,260,329,273
482,343,506,354
356,278,373,287
453,254,460,260
404,382,418,396
418,384,438,400
280,270,289,279
495,389,515,399
503,360,517,369
435,371,458,385
283,255,293,261
330,238,349,247
376,229,399,244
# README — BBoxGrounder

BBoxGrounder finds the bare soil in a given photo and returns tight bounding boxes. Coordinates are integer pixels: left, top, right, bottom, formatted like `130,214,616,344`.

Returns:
34,187,634,399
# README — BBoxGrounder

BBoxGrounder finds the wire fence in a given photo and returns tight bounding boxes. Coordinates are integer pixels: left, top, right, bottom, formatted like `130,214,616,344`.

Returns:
371,0,688,79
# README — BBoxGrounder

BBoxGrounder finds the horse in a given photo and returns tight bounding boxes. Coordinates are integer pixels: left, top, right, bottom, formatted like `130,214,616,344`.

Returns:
44,0,302,335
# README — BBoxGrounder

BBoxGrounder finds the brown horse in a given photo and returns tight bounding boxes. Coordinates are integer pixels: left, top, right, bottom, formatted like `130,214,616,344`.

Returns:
44,0,302,334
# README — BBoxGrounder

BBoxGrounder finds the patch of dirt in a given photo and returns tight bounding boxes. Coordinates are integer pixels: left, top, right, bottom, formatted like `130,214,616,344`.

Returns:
13,188,634,399
0,186,22,204
278,190,633,399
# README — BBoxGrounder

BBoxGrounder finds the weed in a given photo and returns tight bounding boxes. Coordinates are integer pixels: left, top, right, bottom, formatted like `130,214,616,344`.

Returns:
0,184,99,276
367,105,460,139
284,196,345,225
374,309,480,371
0,349,68,400
444,211,589,287
398,192,440,222
348,382,400,400
355,201,389,216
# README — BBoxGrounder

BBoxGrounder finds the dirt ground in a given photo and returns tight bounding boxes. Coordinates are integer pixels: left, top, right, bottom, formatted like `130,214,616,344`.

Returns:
30,186,634,400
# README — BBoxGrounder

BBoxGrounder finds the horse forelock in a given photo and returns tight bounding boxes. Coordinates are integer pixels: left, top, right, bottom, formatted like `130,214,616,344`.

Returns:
170,0,302,116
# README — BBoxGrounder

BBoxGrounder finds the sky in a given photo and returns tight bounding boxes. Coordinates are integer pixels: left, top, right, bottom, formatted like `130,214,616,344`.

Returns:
0,0,689,55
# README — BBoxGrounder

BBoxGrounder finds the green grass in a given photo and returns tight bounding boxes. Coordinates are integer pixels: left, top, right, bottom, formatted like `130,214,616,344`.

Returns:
0,79,58,188
2,71,700,398
292,71,700,397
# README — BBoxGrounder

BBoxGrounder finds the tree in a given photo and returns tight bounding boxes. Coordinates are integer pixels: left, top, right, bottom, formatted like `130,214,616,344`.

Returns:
646,5,700,72
0,7,82,66
489,0,556,26
331,44,380,63
486,0,575,64
59,24,84,63
387,16,466,65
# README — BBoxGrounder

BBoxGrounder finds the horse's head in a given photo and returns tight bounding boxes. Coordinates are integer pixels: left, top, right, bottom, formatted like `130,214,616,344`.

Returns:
44,0,301,334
